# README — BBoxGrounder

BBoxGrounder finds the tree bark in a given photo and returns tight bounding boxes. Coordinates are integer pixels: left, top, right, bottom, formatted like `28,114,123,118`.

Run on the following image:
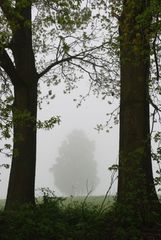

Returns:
118,0,160,213
5,83,37,208
4,3,39,209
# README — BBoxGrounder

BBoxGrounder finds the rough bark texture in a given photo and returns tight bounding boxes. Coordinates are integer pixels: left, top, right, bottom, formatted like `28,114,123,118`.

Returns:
5,84,37,208
118,0,160,212
3,3,38,209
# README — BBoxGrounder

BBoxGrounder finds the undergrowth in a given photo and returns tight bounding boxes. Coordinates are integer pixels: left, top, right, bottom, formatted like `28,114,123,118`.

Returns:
0,190,112,240
1,190,161,240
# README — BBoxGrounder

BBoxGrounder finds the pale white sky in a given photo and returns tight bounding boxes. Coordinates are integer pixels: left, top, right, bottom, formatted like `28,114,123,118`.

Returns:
36,81,119,196
0,80,119,198
0,1,121,198
1,79,161,198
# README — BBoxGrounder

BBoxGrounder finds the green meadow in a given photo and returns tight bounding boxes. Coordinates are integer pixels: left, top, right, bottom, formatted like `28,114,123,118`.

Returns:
0,195,114,209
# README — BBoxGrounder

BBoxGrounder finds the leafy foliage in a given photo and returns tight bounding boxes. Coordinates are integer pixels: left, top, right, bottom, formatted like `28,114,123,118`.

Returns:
0,0,117,169
0,190,109,240
1,190,160,240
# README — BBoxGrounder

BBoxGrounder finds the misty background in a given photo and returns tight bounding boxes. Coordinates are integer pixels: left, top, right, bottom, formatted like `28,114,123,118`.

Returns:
0,75,160,198
0,79,119,198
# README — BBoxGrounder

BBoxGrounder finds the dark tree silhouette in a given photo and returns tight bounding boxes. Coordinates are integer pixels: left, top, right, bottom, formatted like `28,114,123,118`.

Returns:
118,0,160,215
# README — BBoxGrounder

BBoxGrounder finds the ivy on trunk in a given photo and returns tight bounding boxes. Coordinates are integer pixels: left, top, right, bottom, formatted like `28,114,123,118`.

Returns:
118,0,160,216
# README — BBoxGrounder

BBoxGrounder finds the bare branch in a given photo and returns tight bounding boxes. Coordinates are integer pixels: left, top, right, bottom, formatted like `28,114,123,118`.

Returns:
151,109,156,135
149,97,161,112
38,55,77,79
98,168,118,215
55,38,62,62
38,43,108,79
152,35,160,82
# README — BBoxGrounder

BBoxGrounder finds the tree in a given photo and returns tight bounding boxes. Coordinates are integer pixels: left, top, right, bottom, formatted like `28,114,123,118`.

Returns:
0,1,108,209
51,130,99,196
94,0,161,226
117,0,161,218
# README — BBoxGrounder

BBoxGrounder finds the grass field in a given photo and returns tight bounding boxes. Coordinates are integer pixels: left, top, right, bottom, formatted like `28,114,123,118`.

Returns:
0,195,114,209
64,195,114,208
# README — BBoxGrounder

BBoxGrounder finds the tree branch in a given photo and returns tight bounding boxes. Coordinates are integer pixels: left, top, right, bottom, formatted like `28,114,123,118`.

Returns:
38,55,77,79
152,36,160,82
0,49,17,85
38,43,108,79
149,97,161,112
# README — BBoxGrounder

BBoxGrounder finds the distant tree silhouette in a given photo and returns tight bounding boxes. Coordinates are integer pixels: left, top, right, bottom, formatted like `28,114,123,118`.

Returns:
51,130,99,196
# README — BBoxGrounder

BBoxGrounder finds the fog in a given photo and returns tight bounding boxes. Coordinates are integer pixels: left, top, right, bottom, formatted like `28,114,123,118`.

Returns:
36,81,119,197
51,129,100,196
0,80,119,198
1,79,160,199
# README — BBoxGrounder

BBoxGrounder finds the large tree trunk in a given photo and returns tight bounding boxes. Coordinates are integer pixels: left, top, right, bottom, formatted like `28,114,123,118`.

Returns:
5,3,38,209
5,83,37,208
118,0,160,213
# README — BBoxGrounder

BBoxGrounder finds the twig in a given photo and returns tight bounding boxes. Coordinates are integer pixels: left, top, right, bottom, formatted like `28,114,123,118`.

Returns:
98,168,118,215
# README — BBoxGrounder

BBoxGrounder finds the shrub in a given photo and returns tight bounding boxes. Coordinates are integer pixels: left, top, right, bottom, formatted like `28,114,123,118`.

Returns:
0,191,110,240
